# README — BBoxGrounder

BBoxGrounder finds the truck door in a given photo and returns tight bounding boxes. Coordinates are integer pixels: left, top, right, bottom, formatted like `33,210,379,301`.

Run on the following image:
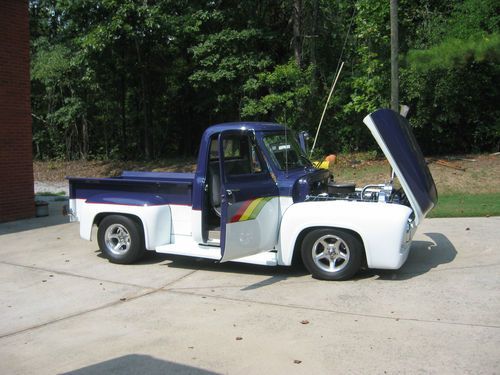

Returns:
218,130,279,261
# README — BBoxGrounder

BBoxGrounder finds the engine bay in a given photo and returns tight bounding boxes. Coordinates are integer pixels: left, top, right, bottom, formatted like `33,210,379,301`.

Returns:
305,174,410,207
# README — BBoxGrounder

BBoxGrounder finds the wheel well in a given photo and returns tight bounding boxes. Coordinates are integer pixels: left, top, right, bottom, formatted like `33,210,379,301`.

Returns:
293,226,367,268
93,213,144,234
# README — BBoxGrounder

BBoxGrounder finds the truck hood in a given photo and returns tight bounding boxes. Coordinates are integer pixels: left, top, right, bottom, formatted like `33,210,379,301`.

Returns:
363,109,437,224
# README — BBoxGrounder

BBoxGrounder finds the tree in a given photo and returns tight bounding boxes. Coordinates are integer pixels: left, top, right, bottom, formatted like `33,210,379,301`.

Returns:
29,0,500,160
402,0,500,153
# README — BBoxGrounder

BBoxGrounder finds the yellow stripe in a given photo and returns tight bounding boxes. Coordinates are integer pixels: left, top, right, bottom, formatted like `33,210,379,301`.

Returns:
248,197,271,220
239,198,263,221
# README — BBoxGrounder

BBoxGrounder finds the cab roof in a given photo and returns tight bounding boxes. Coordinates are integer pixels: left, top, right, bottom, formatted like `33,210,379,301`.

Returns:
203,122,286,137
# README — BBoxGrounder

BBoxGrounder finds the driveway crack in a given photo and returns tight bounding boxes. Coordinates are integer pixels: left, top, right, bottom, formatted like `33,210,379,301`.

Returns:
0,261,153,289
165,288,500,330
0,269,198,340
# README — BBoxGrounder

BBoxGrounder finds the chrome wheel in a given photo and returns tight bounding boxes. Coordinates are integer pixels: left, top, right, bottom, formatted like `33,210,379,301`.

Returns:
311,234,350,273
98,215,145,264
104,224,131,256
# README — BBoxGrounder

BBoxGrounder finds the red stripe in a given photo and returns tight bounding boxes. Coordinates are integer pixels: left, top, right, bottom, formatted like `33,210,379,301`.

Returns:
230,214,242,223
230,199,253,223
85,202,190,207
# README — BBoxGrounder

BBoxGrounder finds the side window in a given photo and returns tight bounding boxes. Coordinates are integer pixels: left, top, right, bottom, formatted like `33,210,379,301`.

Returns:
223,137,241,159
209,138,219,160
222,134,265,177
250,143,263,173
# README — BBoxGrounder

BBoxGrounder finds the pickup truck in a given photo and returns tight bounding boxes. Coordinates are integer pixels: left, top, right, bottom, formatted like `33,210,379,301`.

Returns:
67,109,437,280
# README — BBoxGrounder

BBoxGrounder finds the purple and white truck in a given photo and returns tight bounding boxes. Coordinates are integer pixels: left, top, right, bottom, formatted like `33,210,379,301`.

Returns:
67,109,437,280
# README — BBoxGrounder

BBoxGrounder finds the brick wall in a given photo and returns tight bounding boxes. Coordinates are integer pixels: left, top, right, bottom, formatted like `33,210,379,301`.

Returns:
0,0,35,222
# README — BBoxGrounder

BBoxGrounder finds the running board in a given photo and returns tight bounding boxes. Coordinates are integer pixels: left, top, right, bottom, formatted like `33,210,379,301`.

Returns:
231,251,278,266
155,235,277,266
155,236,221,260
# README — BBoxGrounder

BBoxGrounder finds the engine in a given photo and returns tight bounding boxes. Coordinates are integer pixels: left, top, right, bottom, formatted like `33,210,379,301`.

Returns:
292,168,410,209
305,177,409,207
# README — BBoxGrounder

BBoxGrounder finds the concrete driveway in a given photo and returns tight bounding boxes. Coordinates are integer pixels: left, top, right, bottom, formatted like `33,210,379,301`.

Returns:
1,203,499,374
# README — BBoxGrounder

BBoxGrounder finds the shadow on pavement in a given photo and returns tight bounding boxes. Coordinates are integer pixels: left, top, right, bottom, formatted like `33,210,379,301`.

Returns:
91,232,455,284
0,200,69,236
159,252,309,280
371,232,457,280
96,249,310,288
135,233,456,283
62,354,218,375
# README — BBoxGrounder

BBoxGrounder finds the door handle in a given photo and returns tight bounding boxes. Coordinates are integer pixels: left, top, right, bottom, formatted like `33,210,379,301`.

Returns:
225,189,238,204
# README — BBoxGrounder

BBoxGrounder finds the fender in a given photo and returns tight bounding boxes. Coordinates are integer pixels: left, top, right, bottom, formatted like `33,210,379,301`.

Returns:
76,192,173,250
278,200,414,269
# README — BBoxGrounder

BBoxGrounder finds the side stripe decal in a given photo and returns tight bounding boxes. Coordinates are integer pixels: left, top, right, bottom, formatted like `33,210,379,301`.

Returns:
229,197,273,223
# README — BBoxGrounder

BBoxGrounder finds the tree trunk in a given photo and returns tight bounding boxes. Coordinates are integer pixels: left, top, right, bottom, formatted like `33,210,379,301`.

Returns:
120,73,128,158
390,0,399,112
292,0,302,68
310,0,319,69
183,116,192,156
135,39,151,160
310,0,320,91
103,120,109,159
141,74,151,160
81,116,89,160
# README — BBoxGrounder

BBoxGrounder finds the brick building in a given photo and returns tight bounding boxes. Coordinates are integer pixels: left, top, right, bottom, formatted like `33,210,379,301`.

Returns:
0,0,35,222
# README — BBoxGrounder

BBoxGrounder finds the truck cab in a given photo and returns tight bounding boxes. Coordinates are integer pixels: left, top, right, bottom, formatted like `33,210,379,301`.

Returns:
193,123,325,259
68,109,437,280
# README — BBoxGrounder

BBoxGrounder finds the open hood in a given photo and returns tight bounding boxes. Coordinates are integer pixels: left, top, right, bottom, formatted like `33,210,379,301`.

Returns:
363,109,437,224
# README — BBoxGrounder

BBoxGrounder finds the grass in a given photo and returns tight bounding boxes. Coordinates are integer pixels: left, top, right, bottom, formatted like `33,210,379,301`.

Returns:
428,193,500,218
34,154,500,218
334,163,391,184
36,191,67,196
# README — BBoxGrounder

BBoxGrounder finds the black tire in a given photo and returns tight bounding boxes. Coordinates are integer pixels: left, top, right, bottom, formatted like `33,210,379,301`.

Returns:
301,228,363,281
97,215,146,264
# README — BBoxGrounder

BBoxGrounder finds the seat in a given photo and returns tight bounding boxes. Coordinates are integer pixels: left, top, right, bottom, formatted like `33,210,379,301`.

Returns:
208,162,221,216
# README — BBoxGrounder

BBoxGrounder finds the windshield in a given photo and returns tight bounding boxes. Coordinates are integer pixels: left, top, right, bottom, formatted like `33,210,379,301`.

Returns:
263,132,311,170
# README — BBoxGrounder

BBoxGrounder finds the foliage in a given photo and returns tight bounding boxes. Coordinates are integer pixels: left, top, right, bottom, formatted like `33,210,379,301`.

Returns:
241,59,314,128
29,0,500,161
407,33,500,71
402,0,500,153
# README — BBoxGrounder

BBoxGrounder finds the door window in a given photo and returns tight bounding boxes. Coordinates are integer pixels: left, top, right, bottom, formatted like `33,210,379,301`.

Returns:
222,134,265,177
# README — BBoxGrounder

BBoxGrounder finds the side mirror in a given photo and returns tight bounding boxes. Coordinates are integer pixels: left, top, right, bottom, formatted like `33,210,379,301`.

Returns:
298,131,310,154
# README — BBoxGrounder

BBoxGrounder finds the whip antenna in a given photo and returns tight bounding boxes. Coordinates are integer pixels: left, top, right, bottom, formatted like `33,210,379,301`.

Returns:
310,61,344,157
309,5,355,158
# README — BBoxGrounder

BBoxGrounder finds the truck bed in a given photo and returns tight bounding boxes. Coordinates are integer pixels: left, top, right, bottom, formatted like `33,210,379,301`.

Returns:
68,171,195,206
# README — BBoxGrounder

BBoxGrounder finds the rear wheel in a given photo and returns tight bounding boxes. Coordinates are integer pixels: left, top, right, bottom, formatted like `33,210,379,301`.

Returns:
97,215,145,264
301,228,363,280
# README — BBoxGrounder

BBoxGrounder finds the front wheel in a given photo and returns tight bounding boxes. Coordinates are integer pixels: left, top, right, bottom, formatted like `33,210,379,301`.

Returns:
97,215,145,264
301,228,363,281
